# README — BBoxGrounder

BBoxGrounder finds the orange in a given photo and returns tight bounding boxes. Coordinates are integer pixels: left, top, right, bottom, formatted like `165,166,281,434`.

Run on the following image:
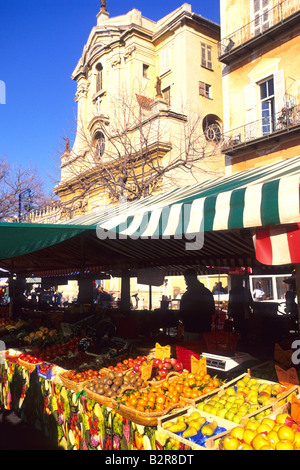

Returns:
155,403,165,412
161,380,169,390
188,378,196,387
183,386,192,398
156,395,166,405
203,374,211,382
137,398,148,408
169,394,179,404
136,405,145,412
211,378,220,388
191,390,200,399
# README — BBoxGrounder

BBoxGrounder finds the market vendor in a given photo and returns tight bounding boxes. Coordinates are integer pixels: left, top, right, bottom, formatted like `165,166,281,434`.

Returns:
179,268,215,341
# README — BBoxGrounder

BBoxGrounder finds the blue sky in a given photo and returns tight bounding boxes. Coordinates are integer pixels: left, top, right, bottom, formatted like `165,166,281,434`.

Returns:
0,0,220,195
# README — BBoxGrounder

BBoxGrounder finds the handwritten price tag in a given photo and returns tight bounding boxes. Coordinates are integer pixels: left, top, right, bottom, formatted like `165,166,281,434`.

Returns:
275,364,299,387
191,355,207,375
155,343,171,360
140,361,153,381
274,343,292,369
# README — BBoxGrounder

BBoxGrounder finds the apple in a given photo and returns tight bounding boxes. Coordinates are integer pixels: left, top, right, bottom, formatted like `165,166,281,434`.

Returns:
216,408,228,419
174,361,183,371
232,414,242,424
153,358,162,368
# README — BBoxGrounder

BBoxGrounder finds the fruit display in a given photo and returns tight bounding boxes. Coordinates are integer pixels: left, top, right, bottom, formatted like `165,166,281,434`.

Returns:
150,357,184,381
36,336,80,362
221,412,300,450
19,352,43,365
161,409,228,449
23,326,58,345
196,374,286,425
63,368,101,384
107,356,148,373
85,370,147,400
115,371,222,414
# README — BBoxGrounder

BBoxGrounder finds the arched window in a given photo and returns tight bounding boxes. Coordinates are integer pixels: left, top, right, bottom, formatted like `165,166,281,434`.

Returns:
203,115,222,144
96,63,103,93
94,131,105,160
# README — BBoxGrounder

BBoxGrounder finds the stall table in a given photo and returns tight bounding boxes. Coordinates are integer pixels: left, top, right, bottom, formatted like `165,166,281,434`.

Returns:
0,358,191,450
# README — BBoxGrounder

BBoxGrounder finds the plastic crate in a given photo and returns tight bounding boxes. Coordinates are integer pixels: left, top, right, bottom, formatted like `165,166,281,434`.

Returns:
176,341,205,372
203,331,239,355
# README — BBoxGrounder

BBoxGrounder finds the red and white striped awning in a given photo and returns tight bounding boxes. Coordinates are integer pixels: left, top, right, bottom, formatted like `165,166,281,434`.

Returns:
254,223,300,265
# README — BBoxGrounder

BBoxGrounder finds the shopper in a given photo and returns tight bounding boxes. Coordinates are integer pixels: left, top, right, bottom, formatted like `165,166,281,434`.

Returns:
228,276,253,348
180,268,215,340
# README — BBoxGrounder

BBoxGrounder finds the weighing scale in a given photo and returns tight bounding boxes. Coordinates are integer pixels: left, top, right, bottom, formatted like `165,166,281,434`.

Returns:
201,351,259,380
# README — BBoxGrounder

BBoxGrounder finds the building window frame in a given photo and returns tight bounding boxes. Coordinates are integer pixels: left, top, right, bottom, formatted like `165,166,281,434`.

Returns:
93,131,106,160
259,76,275,135
95,63,103,93
201,42,213,70
162,86,171,107
199,81,212,99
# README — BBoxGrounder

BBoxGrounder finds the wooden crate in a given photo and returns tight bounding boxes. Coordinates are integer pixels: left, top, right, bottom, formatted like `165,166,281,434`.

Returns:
191,371,297,428
157,405,236,450
241,385,300,425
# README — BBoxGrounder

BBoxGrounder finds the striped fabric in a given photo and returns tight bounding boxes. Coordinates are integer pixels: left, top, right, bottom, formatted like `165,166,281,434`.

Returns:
254,223,300,265
91,156,300,239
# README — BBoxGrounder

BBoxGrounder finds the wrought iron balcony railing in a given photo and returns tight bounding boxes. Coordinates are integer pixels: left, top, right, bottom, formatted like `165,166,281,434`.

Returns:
221,103,300,153
218,0,300,59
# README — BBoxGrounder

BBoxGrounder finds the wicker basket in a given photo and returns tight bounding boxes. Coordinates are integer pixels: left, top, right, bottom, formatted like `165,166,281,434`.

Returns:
84,386,116,408
58,371,89,392
112,401,182,427
18,358,43,371
147,371,182,387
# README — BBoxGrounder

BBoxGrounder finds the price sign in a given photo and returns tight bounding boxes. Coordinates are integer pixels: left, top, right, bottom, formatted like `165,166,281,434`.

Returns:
275,364,300,387
155,343,171,360
191,355,207,375
140,360,153,381
274,343,292,369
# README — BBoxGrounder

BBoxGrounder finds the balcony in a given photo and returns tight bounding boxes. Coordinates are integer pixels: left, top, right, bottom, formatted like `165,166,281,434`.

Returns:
218,0,300,64
221,103,300,155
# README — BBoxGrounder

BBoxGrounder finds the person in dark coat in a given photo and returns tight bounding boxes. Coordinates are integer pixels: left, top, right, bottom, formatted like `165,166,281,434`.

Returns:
180,268,215,340
228,276,253,347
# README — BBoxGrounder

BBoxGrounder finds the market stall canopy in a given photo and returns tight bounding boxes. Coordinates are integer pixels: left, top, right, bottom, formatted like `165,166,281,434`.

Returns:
0,155,299,276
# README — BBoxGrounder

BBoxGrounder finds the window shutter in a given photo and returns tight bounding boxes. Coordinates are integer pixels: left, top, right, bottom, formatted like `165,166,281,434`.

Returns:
201,43,206,67
274,70,285,114
207,46,212,70
160,48,171,76
199,81,206,96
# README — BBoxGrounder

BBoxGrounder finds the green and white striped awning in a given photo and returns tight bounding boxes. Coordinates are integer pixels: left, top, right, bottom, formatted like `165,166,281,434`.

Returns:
87,155,300,239
0,156,299,275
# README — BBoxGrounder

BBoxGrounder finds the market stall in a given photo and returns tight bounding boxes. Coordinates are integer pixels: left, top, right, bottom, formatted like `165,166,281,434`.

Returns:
1,341,300,451
0,156,300,450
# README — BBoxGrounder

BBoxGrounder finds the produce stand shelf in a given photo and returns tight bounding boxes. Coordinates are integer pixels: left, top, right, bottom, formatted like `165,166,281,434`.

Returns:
1,342,300,451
